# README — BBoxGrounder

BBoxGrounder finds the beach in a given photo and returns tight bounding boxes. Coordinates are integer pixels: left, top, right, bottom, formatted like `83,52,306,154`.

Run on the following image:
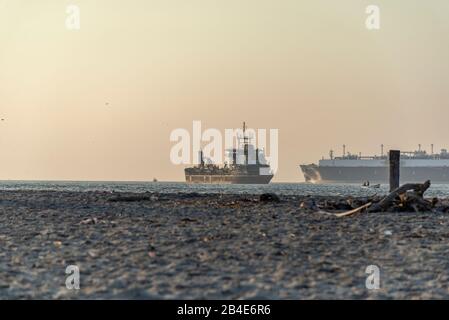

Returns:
1,190,449,299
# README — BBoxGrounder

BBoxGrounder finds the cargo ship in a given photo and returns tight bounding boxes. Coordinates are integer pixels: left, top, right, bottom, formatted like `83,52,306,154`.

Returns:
185,123,274,184
300,145,449,184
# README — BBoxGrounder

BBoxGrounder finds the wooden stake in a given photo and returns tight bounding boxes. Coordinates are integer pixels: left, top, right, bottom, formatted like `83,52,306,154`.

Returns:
389,150,400,192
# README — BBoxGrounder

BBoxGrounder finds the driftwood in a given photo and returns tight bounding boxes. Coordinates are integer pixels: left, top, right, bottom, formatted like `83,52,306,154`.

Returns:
109,195,152,202
329,180,433,217
368,180,431,212
334,202,372,217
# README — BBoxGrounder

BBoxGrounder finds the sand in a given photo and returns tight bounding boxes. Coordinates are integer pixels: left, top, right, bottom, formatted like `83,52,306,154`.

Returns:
1,190,449,299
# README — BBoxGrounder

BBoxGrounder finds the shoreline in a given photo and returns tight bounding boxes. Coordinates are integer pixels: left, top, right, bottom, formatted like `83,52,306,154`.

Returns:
1,190,449,299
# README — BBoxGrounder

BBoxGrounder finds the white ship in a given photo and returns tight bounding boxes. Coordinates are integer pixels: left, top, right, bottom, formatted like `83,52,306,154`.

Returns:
300,145,449,184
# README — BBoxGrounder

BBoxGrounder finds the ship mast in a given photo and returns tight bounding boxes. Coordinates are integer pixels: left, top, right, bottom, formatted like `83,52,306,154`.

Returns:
243,122,249,165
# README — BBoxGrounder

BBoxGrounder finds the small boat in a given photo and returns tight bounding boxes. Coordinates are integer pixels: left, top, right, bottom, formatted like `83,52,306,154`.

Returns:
153,178,158,182
361,182,380,189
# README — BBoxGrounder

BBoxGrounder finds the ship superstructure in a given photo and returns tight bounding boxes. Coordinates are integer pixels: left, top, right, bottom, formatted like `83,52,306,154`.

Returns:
185,123,274,184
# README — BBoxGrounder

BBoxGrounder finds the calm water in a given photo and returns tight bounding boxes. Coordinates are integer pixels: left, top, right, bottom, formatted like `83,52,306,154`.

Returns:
1,180,449,198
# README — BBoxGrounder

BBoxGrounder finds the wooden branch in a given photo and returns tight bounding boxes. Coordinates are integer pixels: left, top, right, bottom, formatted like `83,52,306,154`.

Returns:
335,202,372,217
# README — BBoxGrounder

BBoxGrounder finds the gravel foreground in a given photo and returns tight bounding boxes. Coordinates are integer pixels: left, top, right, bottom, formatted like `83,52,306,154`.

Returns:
1,190,449,299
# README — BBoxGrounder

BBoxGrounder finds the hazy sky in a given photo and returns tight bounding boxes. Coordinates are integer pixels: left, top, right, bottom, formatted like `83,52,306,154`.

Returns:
1,0,449,182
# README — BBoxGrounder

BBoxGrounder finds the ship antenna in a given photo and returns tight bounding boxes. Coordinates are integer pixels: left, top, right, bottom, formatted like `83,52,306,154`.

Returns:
343,144,346,157
431,144,434,155
381,144,384,157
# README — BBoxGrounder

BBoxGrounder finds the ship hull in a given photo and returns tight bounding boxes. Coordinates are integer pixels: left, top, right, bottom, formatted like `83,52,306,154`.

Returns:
185,174,274,184
300,164,449,184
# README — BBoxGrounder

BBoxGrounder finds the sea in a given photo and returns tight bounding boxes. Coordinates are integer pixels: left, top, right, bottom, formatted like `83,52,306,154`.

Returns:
1,181,449,198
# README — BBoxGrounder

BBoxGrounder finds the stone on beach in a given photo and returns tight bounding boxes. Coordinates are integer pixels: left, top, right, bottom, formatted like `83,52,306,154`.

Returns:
259,193,280,203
